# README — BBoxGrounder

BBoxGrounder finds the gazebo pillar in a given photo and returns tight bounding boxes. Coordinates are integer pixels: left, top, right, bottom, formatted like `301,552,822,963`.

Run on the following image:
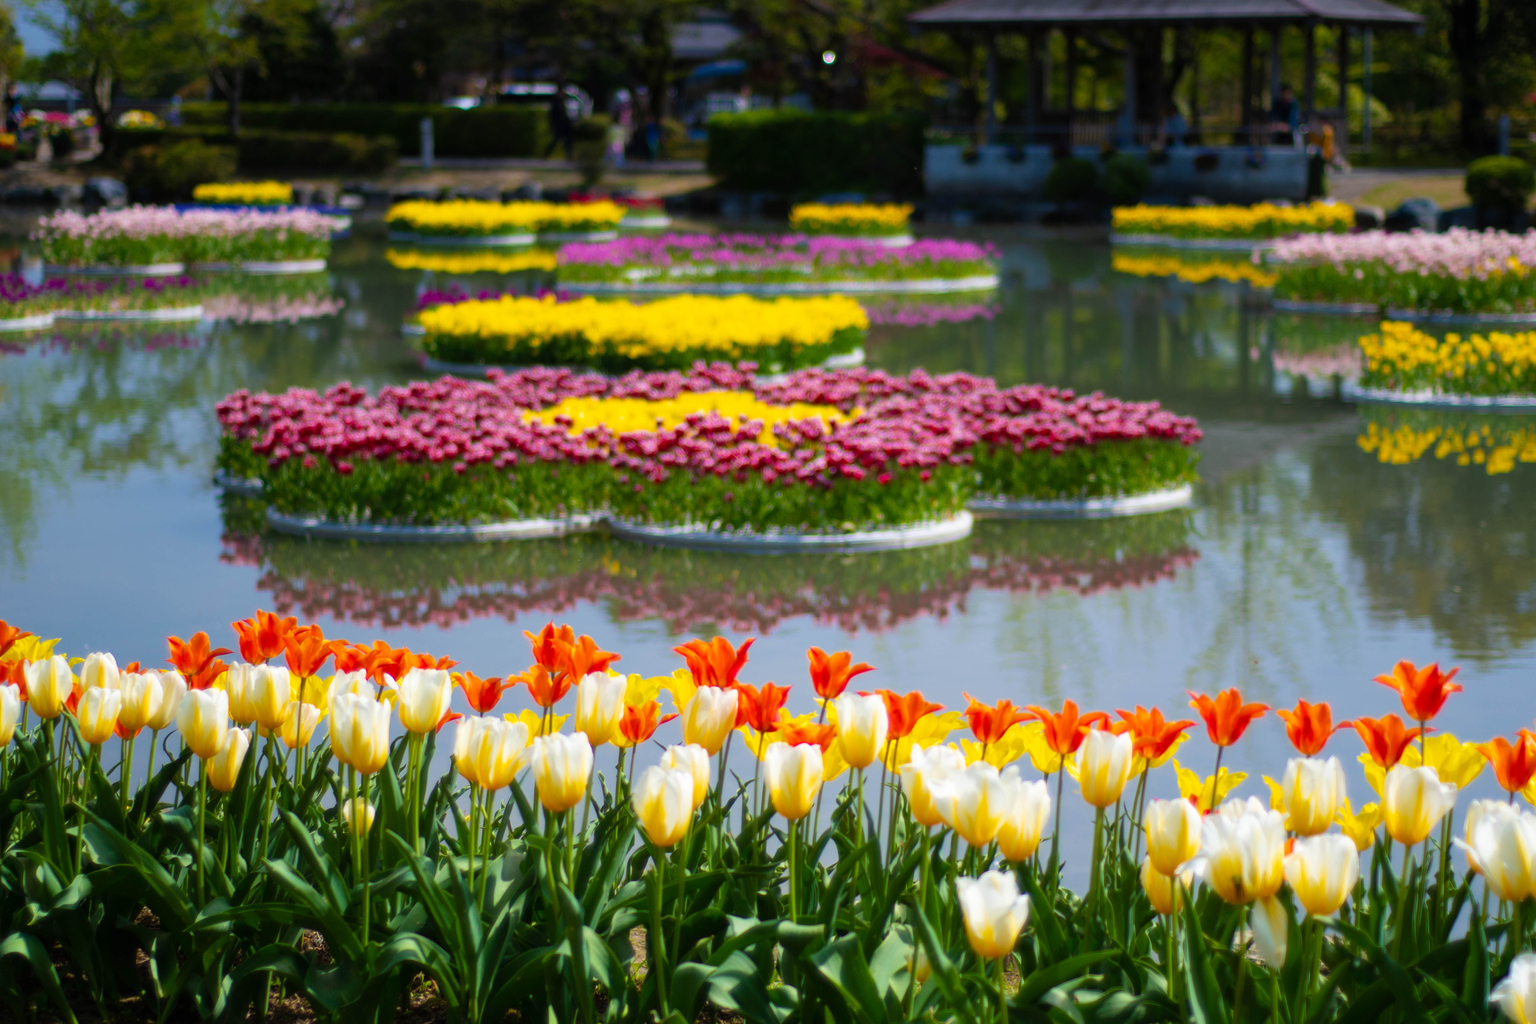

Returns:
985,33,999,143
1121,28,1137,146
1241,28,1255,143
1026,31,1040,143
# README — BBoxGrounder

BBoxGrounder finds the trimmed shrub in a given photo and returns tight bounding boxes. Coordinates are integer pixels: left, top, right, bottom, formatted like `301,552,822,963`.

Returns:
123,139,238,202
573,115,611,187
1043,157,1100,203
1104,153,1151,206
1466,156,1535,213
178,102,548,158
115,127,395,173
706,110,925,196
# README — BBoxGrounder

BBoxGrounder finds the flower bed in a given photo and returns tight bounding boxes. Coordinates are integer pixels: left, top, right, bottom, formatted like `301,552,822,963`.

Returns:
1358,405,1536,474
0,273,209,321
1358,321,1536,398
215,366,1201,531
385,200,628,241
789,202,913,236
385,248,559,274
36,206,336,268
862,298,1001,326
192,181,294,205
415,294,868,372
1268,229,1536,316
556,233,997,288
1112,201,1353,241
1112,250,1278,288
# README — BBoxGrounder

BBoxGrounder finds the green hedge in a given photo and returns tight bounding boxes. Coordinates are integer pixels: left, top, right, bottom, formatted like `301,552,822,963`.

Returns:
706,110,925,196
178,102,548,158
113,127,396,173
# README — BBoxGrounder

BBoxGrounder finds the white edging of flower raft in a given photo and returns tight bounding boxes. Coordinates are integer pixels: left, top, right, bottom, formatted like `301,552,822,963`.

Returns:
605,511,973,553
1110,233,1275,252
540,230,620,243
391,232,538,247
266,508,602,542
810,234,914,248
241,259,329,274
967,484,1194,520
420,347,867,380
212,471,264,497
56,305,204,322
565,274,1001,296
1352,387,1536,410
0,312,56,332
45,262,186,276
620,214,671,229
1271,299,1380,315
1383,308,1536,325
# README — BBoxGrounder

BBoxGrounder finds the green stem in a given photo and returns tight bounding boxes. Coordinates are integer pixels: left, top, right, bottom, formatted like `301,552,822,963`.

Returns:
995,953,1008,1024
1166,909,1179,1004
1088,807,1105,932
481,787,494,907
1208,747,1225,813
407,734,422,852
649,842,669,1015
672,836,687,972
361,771,372,946
788,818,799,924
196,766,207,905
1129,769,1149,864
142,728,158,831
120,735,134,825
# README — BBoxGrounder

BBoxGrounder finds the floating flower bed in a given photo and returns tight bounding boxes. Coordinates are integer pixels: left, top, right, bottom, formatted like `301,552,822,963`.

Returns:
789,202,913,237
1112,250,1278,288
415,294,867,372
215,366,1200,534
385,200,628,243
1358,405,1536,474
385,247,559,274
1358,321,1536,400
1112,200,1353,242
191,181,294,205
557,233,998,291
0,273,210,326
35,206,336,269
1268,229,1536,316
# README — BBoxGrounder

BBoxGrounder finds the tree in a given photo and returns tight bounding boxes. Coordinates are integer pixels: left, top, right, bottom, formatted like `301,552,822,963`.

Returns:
0,4,23,114
19,0,157,150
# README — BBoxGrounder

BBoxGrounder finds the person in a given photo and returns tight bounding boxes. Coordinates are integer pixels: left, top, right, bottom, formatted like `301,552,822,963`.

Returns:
1270,85,1299,146
1164,108,1188,147
545,86,573,160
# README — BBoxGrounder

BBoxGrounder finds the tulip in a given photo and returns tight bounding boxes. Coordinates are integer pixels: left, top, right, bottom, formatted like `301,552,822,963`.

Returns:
342,797,377,836
78,652,120,693
764,741,823,820
834,692,889,769
1382,764,1458,846
899,743,966,827
117,672,164,735
1141,858,1192,916
1284,834,1361,917
331,693,391,775
681,685,738,755
1335,799,1382,852
1192,796,1287,904
0,684,19,746
1144,797,1202,876
930,761,1009,848
659,744,710,811
473,718,530,791
25,656,72,719
1493,953,1536,1024
224,663,261,726
911,945,931,984
1277,756,1347,836
454,716,484,785
280,701,321,749
177,687,229,759
633,765,694,847
1078,728,1134,808
207,728,250,792
531,732,593,813
76,686,122,745
397,667,453,735
1374,659,1461,724
251,665,293,732
995,773,1051,863
575,672,627,747
327,670,377,705
956,870,1031,959
1249,895,1288,968
1188,688,1269,747
1455,801,1536,901
146,670,186,731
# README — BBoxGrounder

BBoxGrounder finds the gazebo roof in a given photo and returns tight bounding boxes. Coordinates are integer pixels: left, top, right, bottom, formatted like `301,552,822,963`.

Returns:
908,0,1423,29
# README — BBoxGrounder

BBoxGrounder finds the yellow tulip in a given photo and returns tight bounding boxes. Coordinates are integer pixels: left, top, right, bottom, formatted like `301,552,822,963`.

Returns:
1172,758,1247,812
931,762,1010,849
146,671,186,731
0,684,19,747
1078,729,1134,809
575,671,627,747
632,765,694,847
899,743,965,827
117,672,164,734
341,797,377,836
454,716,484,785
504,708,569,738
882,711,966,771
1144,797,1202,876
1284,834,1361,917
681,686,738,755
764,742,823,821
330,692,391,775
1455,801,1536,900
280,701,321,749
251,665,292,733
25,656,72,719
207,727,250,792
834,693,888,770
659,743,710,811
1193,796,1286,904
1493,953,1536,1023
956,870,1031,960
76,686,122,745
1270,756,1347,836
1335,799,1382,852
1358,734,1486,796
473,718,531,791
177,688,229,759
397,667,452,735
1383,764,1458,846
960,722,1033,769
224,663,261,726
1140,858,1193,916
995,773,1051,862
78,652,119,693
531,732,593,813
1249,895,1289,968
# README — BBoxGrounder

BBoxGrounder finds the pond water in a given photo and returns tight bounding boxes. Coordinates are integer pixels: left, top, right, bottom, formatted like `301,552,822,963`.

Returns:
2,218,1531,868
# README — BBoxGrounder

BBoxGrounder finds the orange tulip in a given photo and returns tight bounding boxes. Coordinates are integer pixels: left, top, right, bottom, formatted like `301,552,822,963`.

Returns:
230,610,295,664
1374,660,1462,724
1187,689,1269,747
1,658,26,700
807,647,873,700
562,634,620,680
1115,706,1196,761
0,619,34,659
283,625,339,680
1480,734,1536,794
518,664,573,708
779,722,838,752
880,690,944,740
1276,700,1351,757
736,681,791,732
673,636,754,689
1026,699,1110,757
1352,714,1428,770
455,671,516,715
525,623,576,672
619,701,678,745
166,632,233,691
413,652,460,672
963,694,1030,745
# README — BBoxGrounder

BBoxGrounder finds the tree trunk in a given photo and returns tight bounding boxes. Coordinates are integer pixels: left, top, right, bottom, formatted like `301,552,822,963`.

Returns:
229,67,243,138
1446,0,1492,151
90,66,113,157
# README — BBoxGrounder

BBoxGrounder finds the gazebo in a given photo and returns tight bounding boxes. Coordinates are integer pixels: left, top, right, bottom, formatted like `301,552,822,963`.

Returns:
907,0,1422,202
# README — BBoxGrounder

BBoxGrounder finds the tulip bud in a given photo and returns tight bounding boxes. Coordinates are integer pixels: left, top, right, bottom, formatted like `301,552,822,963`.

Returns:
956,870,1031,960
207,727,250,792
659,743,710,811
251,665,293,732
342,797,376,836
1140,858,1192,916
225,663,261,726
1454,801,1536,901
1493,953,1536,1024
1249,895,1289,968
1193,796,1287,904
473,718,530,791
397,667,453,735
834,692,889,769
575,672,627,747
681,686,738,755
632,765,694,847
899,743,965,828
0,684,19,747
117,672,164,735
1285,834,1361,918
177,687,229,760
1383,764,1458,846
1078,728,1135,809
331,692,391,775
1278,756,1347,836
454,716,484,785
280,701,321,749
995,772,1051,863
146,671,186,731
1144,798,1203,876
764,742,823,821
25,656,72,720
931,762,1009,849
76,685,122,745
78,652,120,693
531,732,593,813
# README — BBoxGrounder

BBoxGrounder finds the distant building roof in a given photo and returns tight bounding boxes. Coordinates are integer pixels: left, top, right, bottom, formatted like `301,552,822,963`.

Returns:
909,0,1422,29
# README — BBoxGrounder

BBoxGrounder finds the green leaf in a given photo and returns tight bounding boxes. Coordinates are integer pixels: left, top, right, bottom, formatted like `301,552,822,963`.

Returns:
1015,950,1118,1007
1179,891,1230,1024
0,931,79,1024
1461,910,1489,1015
809,934,886,1024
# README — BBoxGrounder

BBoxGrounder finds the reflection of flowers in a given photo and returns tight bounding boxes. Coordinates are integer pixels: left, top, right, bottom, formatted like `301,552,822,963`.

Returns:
1112,252,1278,288
1271,345,1359,381
862,301,1000,327
1357,407,1536,475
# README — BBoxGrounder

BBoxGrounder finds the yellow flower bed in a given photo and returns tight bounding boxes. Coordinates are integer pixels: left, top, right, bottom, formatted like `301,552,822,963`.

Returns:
527,392,857,446
1111,252,1279,287
790,203,914,235
386,200,628,237
1358,418,1536,475
539,201,627,232
192,181,295,205
1112,201,1354,240
386,248,559,273
1358,321,1536,395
